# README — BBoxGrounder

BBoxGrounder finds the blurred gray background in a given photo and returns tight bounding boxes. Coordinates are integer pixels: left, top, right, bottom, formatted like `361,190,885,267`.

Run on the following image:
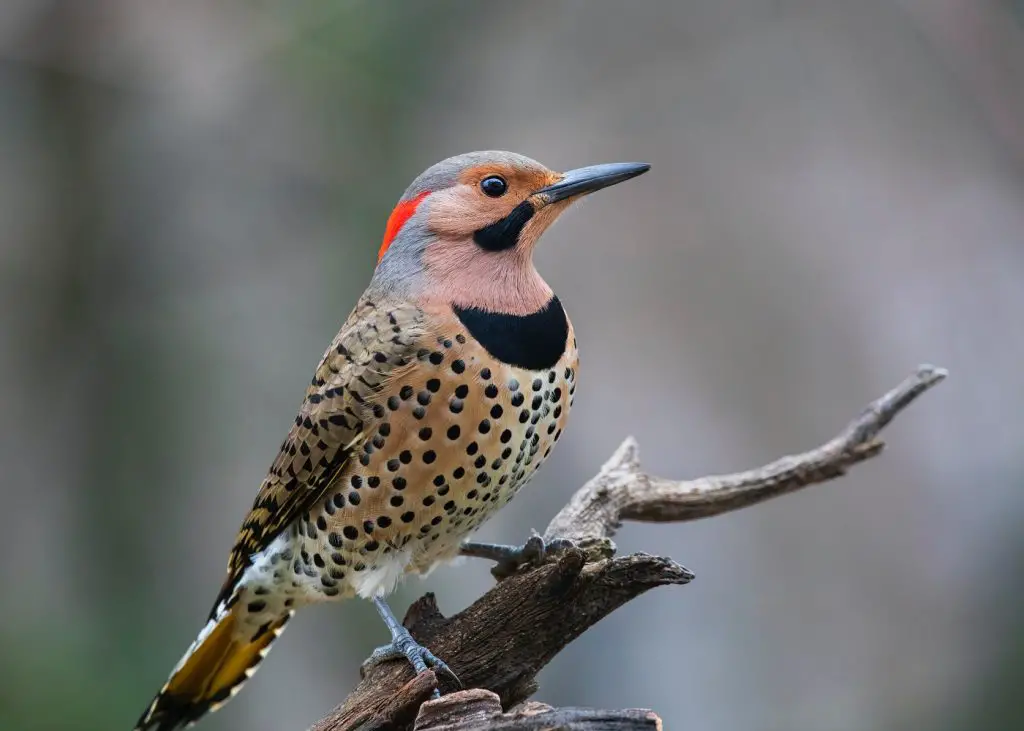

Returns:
2,1,1023,730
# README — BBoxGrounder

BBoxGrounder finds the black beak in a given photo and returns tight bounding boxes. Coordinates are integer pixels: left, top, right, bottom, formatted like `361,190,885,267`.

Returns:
535,162,650,204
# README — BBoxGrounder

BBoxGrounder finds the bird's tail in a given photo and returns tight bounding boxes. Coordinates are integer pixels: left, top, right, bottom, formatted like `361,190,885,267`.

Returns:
134,602,293,731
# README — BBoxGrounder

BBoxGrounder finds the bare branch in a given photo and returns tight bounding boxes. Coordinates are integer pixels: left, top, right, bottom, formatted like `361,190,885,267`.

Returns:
309,553,689,731
307,365,946,731
544,364,947,544
412,690,661,730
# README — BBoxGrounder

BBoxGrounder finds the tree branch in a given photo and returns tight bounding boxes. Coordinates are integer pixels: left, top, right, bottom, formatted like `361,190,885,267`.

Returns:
544,364,948,544
311,552,689,731
308,365,946,731
411,690,662,730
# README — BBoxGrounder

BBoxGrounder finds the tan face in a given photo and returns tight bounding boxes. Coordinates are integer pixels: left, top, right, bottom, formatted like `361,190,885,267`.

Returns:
378,153,649,314
426,163,566,244
419,163,573,314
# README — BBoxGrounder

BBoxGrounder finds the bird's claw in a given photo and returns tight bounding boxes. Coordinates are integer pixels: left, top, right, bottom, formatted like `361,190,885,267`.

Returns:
460,533,579,578
362,627,460,698
517,534,576,566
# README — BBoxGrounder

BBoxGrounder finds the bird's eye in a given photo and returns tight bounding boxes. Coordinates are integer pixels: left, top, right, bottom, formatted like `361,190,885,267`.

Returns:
480,175,508,198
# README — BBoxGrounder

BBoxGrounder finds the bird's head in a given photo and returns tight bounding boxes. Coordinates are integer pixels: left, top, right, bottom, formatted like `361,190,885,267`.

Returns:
371,150,649,313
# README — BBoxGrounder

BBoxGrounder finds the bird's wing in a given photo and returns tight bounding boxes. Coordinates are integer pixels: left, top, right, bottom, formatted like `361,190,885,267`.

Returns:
213,296,427,610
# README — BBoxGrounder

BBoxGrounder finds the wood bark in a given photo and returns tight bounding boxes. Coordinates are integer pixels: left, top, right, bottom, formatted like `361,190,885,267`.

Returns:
309,365,947,731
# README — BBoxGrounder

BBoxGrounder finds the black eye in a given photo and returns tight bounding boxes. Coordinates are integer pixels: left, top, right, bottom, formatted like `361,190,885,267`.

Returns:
480,176,508,197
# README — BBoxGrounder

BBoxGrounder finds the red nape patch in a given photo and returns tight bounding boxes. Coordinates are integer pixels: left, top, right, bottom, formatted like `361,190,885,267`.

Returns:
377,191,429,264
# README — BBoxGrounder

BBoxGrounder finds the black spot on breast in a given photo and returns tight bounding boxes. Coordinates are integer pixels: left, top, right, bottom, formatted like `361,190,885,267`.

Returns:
452,296,568,371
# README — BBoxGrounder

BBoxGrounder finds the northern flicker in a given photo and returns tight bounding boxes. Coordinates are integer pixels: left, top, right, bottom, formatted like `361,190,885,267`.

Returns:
134,151,650,731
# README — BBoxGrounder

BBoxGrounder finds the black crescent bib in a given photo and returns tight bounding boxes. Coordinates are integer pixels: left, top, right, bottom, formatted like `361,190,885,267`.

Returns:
452,296,568,371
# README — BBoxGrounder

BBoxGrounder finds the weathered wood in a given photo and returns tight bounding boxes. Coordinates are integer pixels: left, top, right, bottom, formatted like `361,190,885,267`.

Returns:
307,365,947,731
412,690,662,730
542,364,949,545
310,553,690,731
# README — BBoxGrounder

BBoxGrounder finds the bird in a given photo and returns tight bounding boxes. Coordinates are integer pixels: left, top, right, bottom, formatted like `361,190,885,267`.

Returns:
134,150,650,730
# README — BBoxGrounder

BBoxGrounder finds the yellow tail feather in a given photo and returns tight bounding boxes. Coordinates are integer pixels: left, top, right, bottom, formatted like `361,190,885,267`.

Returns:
134,607,292,731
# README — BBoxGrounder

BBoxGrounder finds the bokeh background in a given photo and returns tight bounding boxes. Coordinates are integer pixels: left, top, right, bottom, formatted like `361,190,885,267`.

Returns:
3,2,1024,730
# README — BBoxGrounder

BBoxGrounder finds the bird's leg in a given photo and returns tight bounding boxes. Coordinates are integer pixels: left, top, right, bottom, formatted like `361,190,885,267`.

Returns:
362,596,459,699
460,532,578,578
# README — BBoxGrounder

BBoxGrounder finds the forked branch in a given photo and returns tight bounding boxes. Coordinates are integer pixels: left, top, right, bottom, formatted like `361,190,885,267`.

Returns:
544,364,948,544
309,365,946,731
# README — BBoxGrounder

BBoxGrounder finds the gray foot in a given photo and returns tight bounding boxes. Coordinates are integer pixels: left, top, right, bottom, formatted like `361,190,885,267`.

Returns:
363,596,459,699
460,534,577,578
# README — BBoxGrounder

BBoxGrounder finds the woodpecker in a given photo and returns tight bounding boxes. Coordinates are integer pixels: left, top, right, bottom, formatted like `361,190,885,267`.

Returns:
135,151,649,730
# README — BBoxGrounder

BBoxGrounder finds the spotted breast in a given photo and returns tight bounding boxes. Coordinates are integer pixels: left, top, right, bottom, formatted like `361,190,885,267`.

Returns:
286,296,577,601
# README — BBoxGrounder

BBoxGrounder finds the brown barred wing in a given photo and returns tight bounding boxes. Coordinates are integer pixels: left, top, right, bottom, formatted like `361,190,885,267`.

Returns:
214,297,426,610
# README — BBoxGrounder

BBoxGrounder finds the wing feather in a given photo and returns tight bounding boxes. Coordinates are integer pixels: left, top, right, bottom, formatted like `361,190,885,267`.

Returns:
213,297,426,610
